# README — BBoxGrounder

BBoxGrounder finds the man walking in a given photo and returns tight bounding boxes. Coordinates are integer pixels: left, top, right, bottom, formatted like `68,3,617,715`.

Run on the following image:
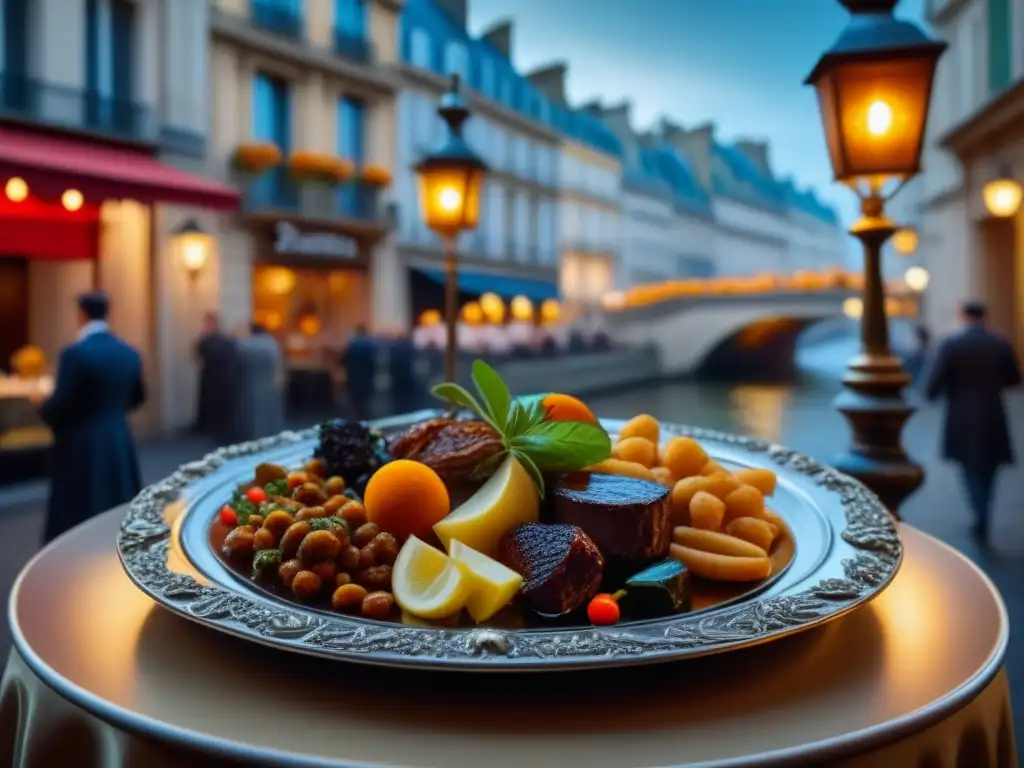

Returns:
925,300,1021,540
33,291,146,543
194,310,236,443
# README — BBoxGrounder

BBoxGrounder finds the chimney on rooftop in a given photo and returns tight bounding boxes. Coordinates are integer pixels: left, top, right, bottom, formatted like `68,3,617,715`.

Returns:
527,62,568,107
481,20,513,58
734,140,772,176
595,101,633,139
433,0,468,28
660,121,715,192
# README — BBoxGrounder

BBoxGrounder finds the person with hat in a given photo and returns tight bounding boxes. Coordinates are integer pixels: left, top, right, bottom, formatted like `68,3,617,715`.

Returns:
31,291,146,543
925,300,1022,541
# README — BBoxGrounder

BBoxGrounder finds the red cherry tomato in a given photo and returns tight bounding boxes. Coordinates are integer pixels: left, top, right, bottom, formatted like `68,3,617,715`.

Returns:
219,506,238,526
245,487,268,504
587,594,621,626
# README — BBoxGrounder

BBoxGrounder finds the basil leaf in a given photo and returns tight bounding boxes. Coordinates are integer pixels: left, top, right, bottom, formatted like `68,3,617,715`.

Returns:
505,398,545,439
512,449,545,497
471,359,512,429
431,382,491,425
511,420,612,472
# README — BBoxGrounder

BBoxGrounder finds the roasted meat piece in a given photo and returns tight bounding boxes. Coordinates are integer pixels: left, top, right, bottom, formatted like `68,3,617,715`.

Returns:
387,418,505,483
548,473,672,561
497,523,604,616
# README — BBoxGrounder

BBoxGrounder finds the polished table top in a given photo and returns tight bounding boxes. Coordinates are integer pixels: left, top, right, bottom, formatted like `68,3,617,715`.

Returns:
8,507,1010,768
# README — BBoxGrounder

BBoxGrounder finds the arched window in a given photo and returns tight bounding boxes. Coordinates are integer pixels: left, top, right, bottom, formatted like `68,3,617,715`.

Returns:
409,28,432,68
444,40,468,79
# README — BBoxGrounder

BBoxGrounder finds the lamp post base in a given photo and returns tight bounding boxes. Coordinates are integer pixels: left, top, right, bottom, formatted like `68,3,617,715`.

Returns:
832,350,924,518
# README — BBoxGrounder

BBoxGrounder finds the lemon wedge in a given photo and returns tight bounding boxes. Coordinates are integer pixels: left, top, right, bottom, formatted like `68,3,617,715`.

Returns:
448,540,524,623
392,536,472,620
433,455,540,557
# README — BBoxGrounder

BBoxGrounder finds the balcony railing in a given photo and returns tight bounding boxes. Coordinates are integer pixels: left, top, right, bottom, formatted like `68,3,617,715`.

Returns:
245,169,383,223
0,71,155,143
333,28,373,63
251,0,303,40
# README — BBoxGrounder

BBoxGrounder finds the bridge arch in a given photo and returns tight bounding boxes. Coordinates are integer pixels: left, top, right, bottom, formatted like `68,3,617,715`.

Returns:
606,291,857,379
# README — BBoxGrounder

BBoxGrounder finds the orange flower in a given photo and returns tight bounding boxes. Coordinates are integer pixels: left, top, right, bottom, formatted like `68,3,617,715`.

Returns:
287,151,353,184
233,142,282,174
359,164,392,188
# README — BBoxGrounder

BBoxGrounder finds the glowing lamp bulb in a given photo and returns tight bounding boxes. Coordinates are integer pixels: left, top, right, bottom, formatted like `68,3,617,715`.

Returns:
62,189,84,212
904,266,930,292
843,297,863,319
5,177,28,202
439,187,462,212
866,100,893,137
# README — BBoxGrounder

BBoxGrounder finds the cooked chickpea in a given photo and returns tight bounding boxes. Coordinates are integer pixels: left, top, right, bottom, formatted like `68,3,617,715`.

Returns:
651,466,674,487
662,437,709,480
247,514,265,529
222,526,256,559
337,544,361,571
310,560,337,583
323,476,346,497
253,527,276,551
339,501,368,529
331,583,368,612
295,506,327,521
358,545,377,569
613,437,657,468
689,491,726,531
352,522,381,548
733,468,777,497
700,460,727,477
724,485,765,522
298,530,342,563
619,413,660,445
670,476,712,523
293,482,328,506
335,572,353,588
303,458,326,478
291,570,322,600
704,474,741,501
286,471,311,489
357,564,393,591
278,558,303,587
280,521,312,560
361,591,394,620
262,509,296,540
369,532,400,566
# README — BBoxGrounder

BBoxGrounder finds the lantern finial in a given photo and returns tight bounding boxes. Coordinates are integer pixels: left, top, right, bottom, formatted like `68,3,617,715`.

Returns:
438,72,470,136
839,0,899,13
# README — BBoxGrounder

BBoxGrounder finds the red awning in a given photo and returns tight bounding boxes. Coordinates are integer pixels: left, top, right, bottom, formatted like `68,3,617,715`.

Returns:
0,127,240,210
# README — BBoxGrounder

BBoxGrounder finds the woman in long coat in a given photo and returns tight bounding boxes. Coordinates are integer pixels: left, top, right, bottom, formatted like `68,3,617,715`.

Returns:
234,324,285,441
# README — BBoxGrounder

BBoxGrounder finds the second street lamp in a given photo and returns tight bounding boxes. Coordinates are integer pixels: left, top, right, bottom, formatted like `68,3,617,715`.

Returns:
806,0,946,516
414,74,488,384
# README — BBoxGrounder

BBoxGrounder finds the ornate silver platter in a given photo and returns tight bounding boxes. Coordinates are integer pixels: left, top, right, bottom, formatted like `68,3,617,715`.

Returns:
117,411,902,672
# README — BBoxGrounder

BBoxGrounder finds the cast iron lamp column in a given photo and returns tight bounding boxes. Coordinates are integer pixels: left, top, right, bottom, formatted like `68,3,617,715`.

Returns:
805,0,946,517
414,75,489,384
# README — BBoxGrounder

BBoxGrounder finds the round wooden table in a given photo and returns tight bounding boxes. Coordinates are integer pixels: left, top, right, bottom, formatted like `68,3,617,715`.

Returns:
2,507,1017,767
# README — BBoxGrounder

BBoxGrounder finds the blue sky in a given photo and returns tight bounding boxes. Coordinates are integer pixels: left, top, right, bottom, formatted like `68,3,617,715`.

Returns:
467,0,928,227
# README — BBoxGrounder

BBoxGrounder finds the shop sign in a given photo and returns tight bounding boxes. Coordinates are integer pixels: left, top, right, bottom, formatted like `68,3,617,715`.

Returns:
274,222,357,259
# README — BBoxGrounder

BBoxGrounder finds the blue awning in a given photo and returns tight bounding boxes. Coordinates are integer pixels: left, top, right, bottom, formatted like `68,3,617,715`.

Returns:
413,268,559,302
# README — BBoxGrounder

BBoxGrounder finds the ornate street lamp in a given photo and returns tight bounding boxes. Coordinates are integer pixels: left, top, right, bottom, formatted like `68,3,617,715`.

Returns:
414,74,489,384
806,0,946,516
982,166,1023,218
174,219,213,280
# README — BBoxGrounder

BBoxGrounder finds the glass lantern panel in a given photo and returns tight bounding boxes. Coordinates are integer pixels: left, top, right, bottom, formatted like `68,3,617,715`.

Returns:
417,166,472,234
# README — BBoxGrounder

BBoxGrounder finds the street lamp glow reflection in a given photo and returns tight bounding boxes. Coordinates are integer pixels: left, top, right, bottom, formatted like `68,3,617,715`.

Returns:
904,266,930,292
866,100,893,137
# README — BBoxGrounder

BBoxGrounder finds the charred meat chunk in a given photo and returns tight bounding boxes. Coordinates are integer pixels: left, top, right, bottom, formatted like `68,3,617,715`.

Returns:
548,473,672,561
497,523,604,616
387,418,505,483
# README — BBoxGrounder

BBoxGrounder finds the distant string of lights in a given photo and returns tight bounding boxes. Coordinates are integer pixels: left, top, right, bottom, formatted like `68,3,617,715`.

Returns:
4,176,85,212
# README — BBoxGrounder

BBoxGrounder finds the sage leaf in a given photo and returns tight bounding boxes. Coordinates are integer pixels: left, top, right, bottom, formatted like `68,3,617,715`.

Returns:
471,359,512,429
512,449,545,497
431,383,494,428
512,420,611,472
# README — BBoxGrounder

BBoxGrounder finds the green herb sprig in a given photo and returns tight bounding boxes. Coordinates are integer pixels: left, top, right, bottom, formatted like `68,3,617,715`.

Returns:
432,360,611,496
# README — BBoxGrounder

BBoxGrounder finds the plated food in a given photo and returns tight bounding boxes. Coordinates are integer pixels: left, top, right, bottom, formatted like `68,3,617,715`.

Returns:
211,362,794,629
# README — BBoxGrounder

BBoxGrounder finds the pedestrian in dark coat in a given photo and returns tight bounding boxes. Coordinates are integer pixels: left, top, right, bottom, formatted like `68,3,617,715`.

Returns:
33,291,145,544
194,310,237,444
925,300,1022,539
388,331,420,415
233,323,285,441
342,325,377,422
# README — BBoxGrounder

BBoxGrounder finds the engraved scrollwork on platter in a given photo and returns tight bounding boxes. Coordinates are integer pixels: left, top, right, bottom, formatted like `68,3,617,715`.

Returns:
116,415,903,671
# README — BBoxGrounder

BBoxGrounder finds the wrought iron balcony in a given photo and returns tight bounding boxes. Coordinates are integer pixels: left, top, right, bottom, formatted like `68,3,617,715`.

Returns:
0,71,155,143
250,0,303,40
333,28,373,63
244,169,383,224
